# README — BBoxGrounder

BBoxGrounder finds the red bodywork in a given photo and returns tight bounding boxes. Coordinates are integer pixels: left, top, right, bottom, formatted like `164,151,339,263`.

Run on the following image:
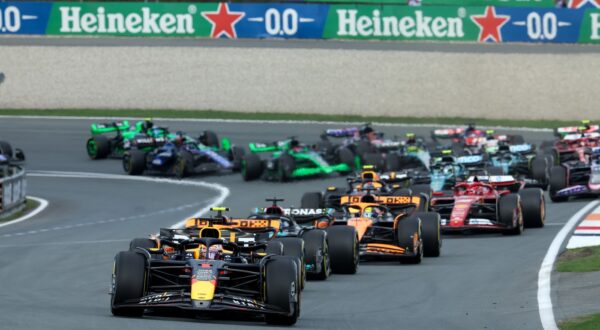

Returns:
431,179,521,231
554,134,600,163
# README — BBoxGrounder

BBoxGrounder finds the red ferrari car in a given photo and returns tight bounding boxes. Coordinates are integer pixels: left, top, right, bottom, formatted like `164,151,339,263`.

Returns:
430,176,545,235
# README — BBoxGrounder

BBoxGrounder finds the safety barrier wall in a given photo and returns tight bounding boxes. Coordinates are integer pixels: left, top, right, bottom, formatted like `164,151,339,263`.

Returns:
0,165,27,217
2,2,600,43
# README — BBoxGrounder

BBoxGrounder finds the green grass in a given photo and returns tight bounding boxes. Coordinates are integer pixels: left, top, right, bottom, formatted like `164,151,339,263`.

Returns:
560,313,600,330
0,109,590,129
556,246,600,273
0,198,40,222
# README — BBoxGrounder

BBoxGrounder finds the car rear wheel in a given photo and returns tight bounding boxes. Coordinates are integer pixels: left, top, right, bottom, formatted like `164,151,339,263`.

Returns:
241,154,263,181
174,150,194,178
302,230,330,281
519,188,545,228
276,237,305,290
301,192,323,209
111,251,146,317
499,193,523,235
337,147,355,172
414,212,441,257
123,149,146,175
397,216,423,264
549,166,568,202
326,226,359,274
199,130,220,149
277,154,296,182
229,146,245,172
530,156,549,189
87,135,111,160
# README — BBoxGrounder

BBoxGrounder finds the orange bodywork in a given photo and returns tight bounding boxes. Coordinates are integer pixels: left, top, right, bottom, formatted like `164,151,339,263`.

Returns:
347,217,373,240
364,243,406,255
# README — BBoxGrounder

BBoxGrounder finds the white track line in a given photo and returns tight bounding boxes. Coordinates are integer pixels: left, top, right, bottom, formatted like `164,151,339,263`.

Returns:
538,200,600,330
0,196,49,229
0,115,553,132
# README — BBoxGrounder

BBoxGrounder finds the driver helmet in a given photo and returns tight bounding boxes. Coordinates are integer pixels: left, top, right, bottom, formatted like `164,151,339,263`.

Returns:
142,118,154,132
363,206,377,218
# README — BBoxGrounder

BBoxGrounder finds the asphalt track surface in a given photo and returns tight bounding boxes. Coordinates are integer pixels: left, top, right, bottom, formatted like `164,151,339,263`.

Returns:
0,117,592,330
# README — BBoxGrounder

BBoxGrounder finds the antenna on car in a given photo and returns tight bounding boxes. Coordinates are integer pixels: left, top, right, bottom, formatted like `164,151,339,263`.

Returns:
265,197,285,207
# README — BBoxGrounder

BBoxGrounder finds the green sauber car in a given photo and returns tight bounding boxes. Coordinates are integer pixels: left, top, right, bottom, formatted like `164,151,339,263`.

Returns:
241,137,355,181
86,120,235,161
86,120,164,159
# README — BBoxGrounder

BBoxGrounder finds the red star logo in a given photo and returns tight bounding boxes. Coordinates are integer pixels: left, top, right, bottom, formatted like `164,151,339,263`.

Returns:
569,0,600,8
202,3,245,39
470,6,510,43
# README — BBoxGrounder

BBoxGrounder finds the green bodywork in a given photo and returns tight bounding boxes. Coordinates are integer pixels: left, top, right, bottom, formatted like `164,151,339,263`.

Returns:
249,139,351,178
88,120,231,158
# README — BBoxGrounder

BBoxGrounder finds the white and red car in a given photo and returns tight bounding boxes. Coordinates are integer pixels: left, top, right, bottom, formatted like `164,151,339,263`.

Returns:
430,175,545,234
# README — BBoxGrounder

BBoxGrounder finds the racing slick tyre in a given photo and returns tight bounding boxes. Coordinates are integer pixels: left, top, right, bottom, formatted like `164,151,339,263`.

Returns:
199,130,220,148
276,237,305,290
265,240,284,255
530,156,549,189
241,153,263,181
277,154,296,182
129,238,156,251
323,189,343,209
174,150,194,178
414,212,441,257
301,230,330,281
123,149,146,176
362,152,385,171
0,140,13,159
265,256,300,325
337,147,355,172
549,166,568,202
411,184,432,211
354,140,375,159
111,251,146,317
519,188,545,228
301,192,323,209
397,216,423,264
86,135,110,160
315,139,335,157
229,146,246,172
386,153,401,171
326,226,359,274
499,193,523,235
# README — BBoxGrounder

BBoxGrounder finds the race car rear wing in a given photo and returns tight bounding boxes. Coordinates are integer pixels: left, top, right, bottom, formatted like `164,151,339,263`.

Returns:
555,125,600,136
90,121,130,135
132,136,167,149
324,127,359,138
248,141,288,153
431,128,464,140
340,195,421,207
184,217,281,231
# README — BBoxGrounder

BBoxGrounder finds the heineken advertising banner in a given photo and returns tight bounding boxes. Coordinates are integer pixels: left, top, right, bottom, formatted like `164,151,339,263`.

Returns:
1,2,600,44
